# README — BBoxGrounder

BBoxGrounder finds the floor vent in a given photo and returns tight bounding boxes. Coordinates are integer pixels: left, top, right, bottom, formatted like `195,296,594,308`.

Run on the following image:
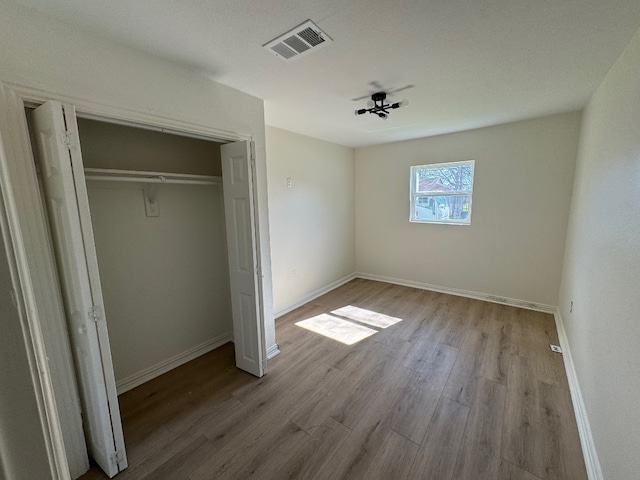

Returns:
263,20,332,62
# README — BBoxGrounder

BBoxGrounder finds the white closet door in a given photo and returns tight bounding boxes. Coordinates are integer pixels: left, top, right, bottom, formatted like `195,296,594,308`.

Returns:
32,101,127,478
221,140,265,377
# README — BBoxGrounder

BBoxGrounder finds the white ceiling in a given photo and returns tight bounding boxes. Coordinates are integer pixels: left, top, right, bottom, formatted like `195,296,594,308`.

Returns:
13,0,640,147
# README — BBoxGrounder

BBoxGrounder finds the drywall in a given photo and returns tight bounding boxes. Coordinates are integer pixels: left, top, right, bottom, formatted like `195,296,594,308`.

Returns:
266,126,355,314
0,2,274,475
87,181,232,384
355,112,581,307
0,184,53,478
77,118,223,176
558,26,640,479
0,0,274,355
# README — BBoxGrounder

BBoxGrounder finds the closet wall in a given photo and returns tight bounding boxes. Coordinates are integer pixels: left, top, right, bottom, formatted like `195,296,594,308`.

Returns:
78,119,232,391
78,119,222,175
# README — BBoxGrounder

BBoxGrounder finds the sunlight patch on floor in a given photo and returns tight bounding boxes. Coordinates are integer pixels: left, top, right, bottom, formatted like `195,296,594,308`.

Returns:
295,306,404,345
330,305,402,329
295,313,378,345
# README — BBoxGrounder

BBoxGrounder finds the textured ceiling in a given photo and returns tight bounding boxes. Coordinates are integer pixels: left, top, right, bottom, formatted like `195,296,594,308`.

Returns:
12,0,640,147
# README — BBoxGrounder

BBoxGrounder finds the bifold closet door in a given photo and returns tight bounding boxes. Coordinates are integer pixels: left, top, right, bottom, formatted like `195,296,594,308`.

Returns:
221,140,265,377
31,101,127,478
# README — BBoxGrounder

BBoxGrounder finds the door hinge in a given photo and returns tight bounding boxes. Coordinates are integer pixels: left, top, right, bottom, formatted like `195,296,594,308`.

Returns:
88,305,101,323
61,130,74,150
111,449,125,466
250,140,256,163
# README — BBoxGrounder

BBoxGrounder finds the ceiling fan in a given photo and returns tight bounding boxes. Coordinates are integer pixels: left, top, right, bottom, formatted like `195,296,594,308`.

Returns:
351,81,414,102
353,81,413,119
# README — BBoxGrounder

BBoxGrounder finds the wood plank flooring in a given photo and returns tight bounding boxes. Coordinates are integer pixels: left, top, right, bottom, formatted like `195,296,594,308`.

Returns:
80,278,587,480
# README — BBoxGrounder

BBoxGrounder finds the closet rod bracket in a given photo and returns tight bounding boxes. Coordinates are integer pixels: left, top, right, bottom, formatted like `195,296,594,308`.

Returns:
144,184,160,217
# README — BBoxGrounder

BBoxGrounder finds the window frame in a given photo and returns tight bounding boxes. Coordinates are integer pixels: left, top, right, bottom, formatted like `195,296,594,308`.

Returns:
409,159,475,225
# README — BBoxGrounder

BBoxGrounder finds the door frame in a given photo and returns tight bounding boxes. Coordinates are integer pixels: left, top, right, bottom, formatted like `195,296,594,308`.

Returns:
0,80,270,478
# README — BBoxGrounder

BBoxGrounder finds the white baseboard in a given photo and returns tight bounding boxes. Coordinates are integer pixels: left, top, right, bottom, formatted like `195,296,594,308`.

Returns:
116,333,233,394
266,343,280,359
274,273,357,318
553,311,603,480
355,272,556,313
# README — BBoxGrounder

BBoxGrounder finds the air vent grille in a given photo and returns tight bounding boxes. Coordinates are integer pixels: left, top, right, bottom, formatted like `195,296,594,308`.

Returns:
298,27,325,47
271,43,297,59
284,35,311,54
263,20,332,62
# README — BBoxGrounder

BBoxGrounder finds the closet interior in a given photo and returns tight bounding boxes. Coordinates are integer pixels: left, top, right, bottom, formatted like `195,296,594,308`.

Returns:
26,108,235,395
76,118,234,394
96,120,230,393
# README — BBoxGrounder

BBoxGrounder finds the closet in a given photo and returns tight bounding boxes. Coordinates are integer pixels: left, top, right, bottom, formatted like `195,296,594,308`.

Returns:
78,118,233,394
25,101,265,479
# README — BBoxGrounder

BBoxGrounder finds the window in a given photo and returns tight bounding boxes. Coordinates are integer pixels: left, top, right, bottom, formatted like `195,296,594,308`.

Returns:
410,160,475,225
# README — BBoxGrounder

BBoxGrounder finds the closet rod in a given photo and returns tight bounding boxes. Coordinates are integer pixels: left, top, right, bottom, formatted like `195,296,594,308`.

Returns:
86,175,219,186
84,168,222,186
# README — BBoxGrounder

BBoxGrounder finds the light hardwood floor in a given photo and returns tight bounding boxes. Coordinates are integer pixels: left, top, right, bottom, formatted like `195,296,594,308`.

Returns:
80,279,587,480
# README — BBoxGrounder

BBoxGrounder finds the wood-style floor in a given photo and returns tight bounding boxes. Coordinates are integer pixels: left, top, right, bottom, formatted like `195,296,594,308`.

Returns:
80,279,587,480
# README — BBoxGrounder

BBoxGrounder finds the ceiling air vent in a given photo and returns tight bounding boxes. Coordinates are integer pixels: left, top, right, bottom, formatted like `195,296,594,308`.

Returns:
263,20,333,62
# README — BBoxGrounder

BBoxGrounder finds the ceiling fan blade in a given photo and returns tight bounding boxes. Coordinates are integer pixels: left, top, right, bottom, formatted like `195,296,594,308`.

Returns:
352,83,414,101
388,84,415,95
352,93,372,101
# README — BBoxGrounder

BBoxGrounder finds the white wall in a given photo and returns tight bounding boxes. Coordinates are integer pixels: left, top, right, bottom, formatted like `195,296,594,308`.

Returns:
266,126,355,314
0,0,274,351
88,182,231,384
0,1,274,476
355,112,581,307
0,200,53,479
558,26,640,480
77,117,223,176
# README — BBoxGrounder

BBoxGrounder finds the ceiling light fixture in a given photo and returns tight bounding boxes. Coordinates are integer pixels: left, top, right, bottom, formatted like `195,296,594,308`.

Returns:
354,92,409,120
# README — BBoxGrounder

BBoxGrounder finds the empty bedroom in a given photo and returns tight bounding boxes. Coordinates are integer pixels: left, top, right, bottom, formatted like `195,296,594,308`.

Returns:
0,1,639,480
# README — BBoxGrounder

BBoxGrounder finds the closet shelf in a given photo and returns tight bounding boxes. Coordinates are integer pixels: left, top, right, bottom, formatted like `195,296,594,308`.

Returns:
84,168,222,186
